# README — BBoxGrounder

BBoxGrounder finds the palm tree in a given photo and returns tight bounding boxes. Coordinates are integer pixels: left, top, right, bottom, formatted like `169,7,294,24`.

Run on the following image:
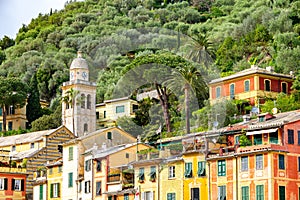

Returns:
185,33,215,67
165,64,208,134
61,88,80,134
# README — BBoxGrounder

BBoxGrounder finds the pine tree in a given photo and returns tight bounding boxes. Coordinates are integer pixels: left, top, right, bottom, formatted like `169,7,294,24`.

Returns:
26,73,42,128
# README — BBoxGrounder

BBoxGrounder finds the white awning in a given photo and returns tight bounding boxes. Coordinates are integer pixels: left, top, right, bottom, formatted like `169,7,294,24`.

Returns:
246,128,278,136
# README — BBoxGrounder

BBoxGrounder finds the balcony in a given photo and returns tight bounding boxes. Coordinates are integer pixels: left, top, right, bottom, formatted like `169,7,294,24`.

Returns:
107,174,121,183
0,167,26,173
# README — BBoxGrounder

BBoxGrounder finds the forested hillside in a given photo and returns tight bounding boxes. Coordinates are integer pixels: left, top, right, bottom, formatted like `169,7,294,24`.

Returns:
0,0,299,136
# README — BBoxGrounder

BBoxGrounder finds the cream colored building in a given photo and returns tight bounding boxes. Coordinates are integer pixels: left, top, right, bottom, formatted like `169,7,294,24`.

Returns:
96,97,138,128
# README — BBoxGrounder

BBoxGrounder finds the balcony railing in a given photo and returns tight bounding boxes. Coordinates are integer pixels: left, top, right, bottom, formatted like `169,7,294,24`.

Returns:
0,167,26,173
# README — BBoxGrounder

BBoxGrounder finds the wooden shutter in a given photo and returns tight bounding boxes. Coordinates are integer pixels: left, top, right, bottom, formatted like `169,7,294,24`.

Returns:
21,179,24,191
4,178,7,190
58,183,60,197
11,179,15,190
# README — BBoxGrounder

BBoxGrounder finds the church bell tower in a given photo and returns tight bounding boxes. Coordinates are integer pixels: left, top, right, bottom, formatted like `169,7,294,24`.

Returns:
62,51,96,136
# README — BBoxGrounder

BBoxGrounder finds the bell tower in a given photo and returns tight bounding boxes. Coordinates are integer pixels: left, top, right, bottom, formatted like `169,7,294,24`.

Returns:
62,51,96,136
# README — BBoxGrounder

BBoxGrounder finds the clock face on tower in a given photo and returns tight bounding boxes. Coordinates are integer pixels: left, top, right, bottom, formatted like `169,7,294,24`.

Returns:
82,71,87,80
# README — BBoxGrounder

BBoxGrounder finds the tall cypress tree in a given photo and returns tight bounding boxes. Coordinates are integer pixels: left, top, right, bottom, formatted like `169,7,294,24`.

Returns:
26,73,42,128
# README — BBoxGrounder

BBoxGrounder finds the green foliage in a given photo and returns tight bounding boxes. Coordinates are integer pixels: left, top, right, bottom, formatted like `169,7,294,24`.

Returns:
239,134,251,147
261,93,300,113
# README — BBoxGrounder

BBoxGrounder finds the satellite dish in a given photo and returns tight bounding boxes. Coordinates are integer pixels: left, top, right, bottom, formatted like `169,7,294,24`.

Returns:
213,121,219,128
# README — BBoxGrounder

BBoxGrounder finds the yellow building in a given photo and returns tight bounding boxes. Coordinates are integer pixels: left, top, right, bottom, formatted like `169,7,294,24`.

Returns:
182,151,208,200
46,158,63,200
96,97,138,128
160,155,184,200
0,106,27,131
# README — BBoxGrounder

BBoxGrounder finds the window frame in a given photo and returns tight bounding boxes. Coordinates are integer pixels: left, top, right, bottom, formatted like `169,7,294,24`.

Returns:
218,185,226,200
216,86,221,99
184,162,193,178
167,192,176,200
68,172,73,188
138,168,145,181
244,79,250,92
281,82,287,94
218,160,226,176
168,166,175,178
241,156,248,172
278,154,285,170
256,154,263,170
197,161,206,177
116,105,125,113
96,181,101,196
96,160,101,172
264,79,271,91
68,146,73,161
288,129,294,144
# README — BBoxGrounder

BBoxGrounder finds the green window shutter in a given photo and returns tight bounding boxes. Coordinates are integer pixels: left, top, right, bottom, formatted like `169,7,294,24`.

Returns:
21,180,24,191
256,185,264,200
39,185,43,200
279,154,285,169
11,179,15,190
50,184,53,198
242,186,249,200
198,161,205,176
58,183,60,197
69,147,73,161
68,173,73,187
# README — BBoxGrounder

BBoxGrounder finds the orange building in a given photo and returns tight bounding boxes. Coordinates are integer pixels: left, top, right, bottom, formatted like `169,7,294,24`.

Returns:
209,66,293,106
206,110,300,200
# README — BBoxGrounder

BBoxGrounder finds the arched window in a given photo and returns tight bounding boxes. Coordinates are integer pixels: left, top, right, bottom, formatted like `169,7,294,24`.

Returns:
264,80,271,91
281,82,287,94
81,94,85,109
66,103,69,109
244,80,250,92
87,95,91,109
84,123,88,133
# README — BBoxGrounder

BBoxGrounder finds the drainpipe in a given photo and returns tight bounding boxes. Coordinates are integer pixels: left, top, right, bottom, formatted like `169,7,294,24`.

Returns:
235,155,238,200
208,162,211,200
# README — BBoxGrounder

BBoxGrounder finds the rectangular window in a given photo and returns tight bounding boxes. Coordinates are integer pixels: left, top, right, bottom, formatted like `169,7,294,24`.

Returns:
50,183,60,198
58,166,62,173
256,154,263,170
96,181,101,196
8,121,13,131
30,143,35,149
124,193,129,200
12,145,16,152
216,87,221,98
282,82,287,94
198,161,206,177
298,157,300,172
230,84,235,99
138,168,145,181
241,156,248,171
169,166,175,178
0,178,7,190
184,162,192,178
49,167,53,175
288,129,294,144
103,111,106,118
97,160,101,172
241,186,249,200
256,185,264,200
254,134,262,145
279,154,285,170
116,105,125,113
279,186,285,200
167,193,176,200
68,172,73,188
0,108,2,116
85,160,91,171
68,147,73,161
0,123,2,132
84,181,91,193
12,179,23,191
244,80,250,92
107,132,112,140
218,160,226,176
218,185,226,200
269,131,278,144
96,111,99,119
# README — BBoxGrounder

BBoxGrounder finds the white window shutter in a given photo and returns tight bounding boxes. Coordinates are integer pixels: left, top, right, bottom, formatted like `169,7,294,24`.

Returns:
150,191,153,200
